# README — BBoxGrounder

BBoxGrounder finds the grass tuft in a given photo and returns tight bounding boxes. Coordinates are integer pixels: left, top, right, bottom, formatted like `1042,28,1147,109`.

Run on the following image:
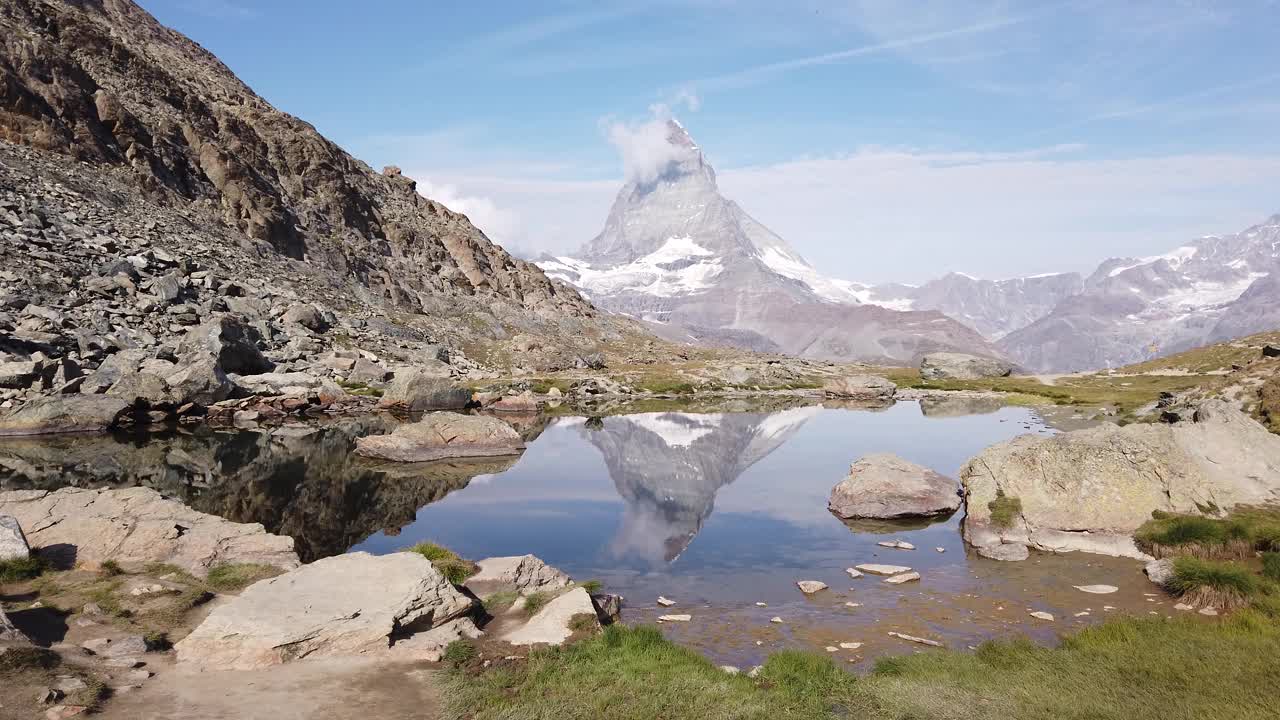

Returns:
1166,557,1260,610
579,579,603,594
0,554,47,583
443,639,477,668
205,563,281,592
567,613,598,634
0,646,60,672
99,559,124,577
522,591,552,617
1136,508,1280,559
1262,552,1280,582
479,590,519,615
406,542,479,585
987,490,1022,529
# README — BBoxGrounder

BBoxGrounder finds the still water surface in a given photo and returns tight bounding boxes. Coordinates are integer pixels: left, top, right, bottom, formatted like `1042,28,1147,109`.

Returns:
1,400,1167,664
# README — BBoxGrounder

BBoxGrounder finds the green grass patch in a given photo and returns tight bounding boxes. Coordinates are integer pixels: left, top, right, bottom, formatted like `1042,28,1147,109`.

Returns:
205,563,281,592
443,639,477,668
1262,552,1280,582
578,579,603,594
99,559,124,577
445,615,1280,720
0,646,60,672
1136,508,1280,559
0,554,46,583
987,491,1022,529
567,613,598,634
1166,557,1261,610
406,542,479,585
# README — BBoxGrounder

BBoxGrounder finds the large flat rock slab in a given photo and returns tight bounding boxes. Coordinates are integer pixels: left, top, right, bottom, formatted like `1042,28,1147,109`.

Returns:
176,552,474,670
0,487,298,576
355,412,525,462
501,587,597,646
0,395,130,436
961,400,1280,559
829,453,960,519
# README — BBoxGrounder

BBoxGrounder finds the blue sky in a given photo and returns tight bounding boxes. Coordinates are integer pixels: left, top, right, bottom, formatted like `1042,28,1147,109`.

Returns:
143,0,1280,283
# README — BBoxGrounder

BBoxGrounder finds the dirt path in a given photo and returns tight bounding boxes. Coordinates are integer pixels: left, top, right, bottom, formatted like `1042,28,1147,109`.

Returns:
96,657,444,720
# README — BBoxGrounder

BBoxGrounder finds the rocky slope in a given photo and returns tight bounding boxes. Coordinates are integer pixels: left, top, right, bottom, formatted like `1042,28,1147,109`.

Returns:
0,0,654,406
866,272,1085,340
537,121,1000,365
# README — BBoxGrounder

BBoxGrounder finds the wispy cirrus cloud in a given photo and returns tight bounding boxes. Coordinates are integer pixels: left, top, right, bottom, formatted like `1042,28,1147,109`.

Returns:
176,0,258,20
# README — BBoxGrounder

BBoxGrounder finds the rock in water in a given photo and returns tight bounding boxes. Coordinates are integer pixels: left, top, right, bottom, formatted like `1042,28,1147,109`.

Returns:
502,587,599,645
961,400,1280,559
0,487,298,576
829,454,961,519
0,515,30,561
919,353,1013,380
977,543,1030,562
176,552,474,669
796,580,828,594
0,396,130,437
855,564,912,576
884,571,921,584
1074,585,1119,595
376,368,472,413
1144,559,1174,586
822,375,897,401
464,554,572,597
355,412,525,462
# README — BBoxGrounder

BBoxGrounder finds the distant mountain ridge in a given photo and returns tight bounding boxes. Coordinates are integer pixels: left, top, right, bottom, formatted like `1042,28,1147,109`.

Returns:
537,121,1001,365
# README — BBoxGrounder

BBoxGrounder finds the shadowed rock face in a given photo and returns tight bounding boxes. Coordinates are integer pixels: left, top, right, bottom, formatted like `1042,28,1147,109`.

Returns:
580,408,820,566
0,418,515,562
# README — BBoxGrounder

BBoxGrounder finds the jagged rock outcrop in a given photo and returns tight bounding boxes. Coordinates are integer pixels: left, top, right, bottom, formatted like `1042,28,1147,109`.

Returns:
960,400,1280,560
0,486,299,575
175,552,474,670
828,454,961,520
464,554,572,598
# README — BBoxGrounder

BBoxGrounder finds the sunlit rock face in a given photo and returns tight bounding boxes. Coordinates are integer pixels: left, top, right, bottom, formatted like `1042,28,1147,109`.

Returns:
579,408,820,566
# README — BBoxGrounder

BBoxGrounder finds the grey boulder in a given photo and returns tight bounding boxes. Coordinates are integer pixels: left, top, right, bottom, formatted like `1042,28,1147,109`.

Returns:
178,314,272,375
501,587,598,646
822,374,897,401
919,353,1013,380
175,552,474,670
829,453,961,519
464,554,572,598
0,515,30,561
377,367,470,412
355,412,525,462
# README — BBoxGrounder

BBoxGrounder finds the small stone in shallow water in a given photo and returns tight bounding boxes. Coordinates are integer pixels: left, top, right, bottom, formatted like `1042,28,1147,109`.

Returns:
845,567,863,578
755,602,767,607
796,580,828,594
1029,611,1055,621
884,572,920,584
856,564,911,576
839,642,863,650
1073,611,1090,617
844,602,862,608
657,596,676,607
888,632,942,647
1198,608,1219,617
1074,585,1118,595
877,540,915,550
935,547,946,553
657,614,691,622
720,665,739,675
825,646,838,653
1103,606,1116,611
769,617,783,624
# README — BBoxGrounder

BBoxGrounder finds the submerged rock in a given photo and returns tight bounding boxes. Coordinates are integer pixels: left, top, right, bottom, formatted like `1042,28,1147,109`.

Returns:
855,563,912,576
919,353,1013,380
502,587,599,645
176,552,473,669
0,395,130,436
0,487,298,576
961,400,1280,560
977,543,1030,562
355,412,525,462
829,453,961,520
1144,558,1174,586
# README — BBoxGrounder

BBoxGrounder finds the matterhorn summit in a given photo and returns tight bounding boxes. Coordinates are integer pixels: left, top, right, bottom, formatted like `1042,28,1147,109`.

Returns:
538,120,997,363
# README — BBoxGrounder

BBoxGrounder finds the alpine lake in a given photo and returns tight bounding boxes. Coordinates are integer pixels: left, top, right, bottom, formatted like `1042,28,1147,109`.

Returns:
0,396,1168,668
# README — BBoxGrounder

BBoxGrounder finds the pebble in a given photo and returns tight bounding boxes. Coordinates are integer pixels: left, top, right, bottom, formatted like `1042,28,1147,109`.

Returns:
656,596,676,607
839,642,864,650
755,602,767,607
796,580,828,594
1029,611,1055,621
935,547,946,553
1174,603,1194,611
844,602,862,608
877,540,915,550
825,646,838,653
720,665,740,675
657,614,691,622
1073,585,1118,595
845,567,863,578
769,616,783,624
1073,611,1090,617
